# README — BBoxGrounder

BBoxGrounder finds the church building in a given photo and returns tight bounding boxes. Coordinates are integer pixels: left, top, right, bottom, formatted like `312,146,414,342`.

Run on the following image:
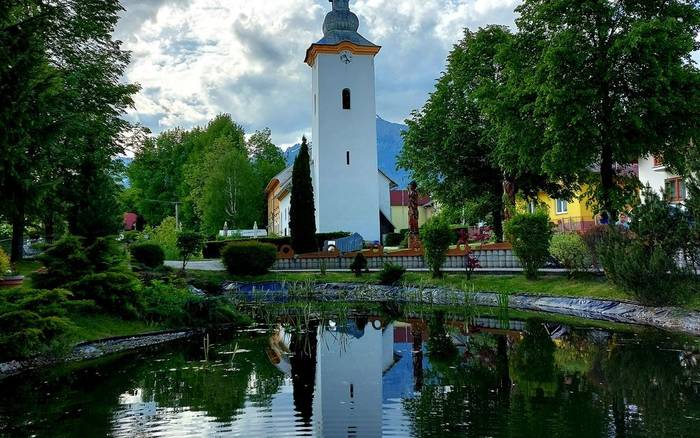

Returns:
267,0,395,242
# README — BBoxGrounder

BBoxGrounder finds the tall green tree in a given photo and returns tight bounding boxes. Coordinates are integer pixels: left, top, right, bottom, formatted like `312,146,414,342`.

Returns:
1,0,138,259
289,137,316,253
248,128,286,227
399,27,558,240
486,0,700,217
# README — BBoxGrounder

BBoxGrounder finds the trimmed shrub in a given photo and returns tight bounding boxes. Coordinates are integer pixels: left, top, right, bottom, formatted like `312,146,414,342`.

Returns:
420,216,453,278
549,233,592,278
177,231,204,270
379,263,406,285
0,289,78,361
221,242,278,276
504,211,553,279
130,242,165,268
0,248,10,276
384,233,403,247
350,253,368,276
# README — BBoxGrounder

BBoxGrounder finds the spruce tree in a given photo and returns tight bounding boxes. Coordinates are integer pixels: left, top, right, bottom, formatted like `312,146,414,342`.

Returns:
290,137,317,253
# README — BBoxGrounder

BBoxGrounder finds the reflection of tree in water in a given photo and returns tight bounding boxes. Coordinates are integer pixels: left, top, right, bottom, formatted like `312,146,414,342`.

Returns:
289,322,318,428
601,331,700,437
510,320,557,396
139,333,285,422
426,311,457,361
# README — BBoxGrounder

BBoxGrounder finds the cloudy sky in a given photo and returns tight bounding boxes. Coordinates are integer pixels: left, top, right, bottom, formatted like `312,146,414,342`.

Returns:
114,0,522,149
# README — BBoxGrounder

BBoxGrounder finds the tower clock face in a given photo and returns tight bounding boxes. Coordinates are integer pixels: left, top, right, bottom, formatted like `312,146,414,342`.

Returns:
340,50,353,64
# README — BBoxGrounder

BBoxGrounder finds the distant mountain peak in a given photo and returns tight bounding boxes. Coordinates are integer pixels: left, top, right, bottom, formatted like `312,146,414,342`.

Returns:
285,115,410,187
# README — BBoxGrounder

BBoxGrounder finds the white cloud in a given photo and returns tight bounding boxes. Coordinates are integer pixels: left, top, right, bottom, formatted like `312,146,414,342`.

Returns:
115,0,520,147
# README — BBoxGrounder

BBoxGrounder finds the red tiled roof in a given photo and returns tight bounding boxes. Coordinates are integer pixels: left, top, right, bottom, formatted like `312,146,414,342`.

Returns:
123,212,138,230
390,190,431,207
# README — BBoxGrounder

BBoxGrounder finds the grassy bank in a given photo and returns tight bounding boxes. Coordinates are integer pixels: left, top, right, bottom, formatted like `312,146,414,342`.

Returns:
69,313,167,343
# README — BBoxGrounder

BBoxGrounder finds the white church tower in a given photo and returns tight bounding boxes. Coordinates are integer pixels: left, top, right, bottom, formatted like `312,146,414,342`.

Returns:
305,0,382,242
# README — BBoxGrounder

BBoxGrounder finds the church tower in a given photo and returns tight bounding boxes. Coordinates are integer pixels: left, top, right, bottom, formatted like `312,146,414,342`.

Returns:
305,0,381,242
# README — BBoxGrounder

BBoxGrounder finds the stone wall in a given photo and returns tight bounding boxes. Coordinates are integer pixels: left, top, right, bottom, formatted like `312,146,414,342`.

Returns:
272,249,521,271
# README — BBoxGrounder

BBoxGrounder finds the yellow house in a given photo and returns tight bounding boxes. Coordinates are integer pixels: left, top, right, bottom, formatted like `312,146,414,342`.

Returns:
390,190,436,231
521,187,598,232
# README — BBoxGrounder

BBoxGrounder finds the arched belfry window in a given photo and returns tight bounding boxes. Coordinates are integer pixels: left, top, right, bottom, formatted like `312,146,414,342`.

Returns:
342,88,351,110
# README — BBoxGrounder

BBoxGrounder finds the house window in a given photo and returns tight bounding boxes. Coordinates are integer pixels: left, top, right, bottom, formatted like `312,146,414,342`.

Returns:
342,88,351,110
665,177,687,202
346,151,350,166
555,199,568,214
653,155,664,168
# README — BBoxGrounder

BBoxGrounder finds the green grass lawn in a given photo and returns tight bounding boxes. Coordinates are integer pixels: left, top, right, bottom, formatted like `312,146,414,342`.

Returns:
69,313,167,343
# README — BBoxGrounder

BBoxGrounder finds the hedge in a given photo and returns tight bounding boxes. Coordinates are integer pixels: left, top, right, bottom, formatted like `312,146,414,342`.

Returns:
221,242,278,276
203,232,351,258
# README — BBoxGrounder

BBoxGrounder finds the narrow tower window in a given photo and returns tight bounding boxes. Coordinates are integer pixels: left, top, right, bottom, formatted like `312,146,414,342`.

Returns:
342,88,351,110
346,151,350,165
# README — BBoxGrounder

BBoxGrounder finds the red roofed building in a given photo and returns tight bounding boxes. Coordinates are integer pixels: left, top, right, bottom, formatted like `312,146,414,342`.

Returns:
123,212,138,231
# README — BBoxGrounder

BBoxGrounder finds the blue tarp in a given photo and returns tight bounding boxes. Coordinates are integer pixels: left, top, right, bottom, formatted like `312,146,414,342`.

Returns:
325,232,364,253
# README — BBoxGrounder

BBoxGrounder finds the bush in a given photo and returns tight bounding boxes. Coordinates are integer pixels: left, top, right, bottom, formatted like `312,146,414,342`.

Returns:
350,253,368,276
420,216,452,278
0,248,10,276
379,263,406,286
0,289,79,361
549,233,592,278
221,242,277,276
130,242,165,268
177,231,204,270
33,235,129,289
599,229,695,306
581,225,609,269
67,271,143,318
598,188,699,306
384,233,403,247
151,217,180,260
504,211,553,279
142,281,250,327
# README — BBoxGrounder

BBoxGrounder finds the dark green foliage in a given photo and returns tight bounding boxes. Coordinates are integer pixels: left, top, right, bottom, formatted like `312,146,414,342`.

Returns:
33,235,128,289
581,225,609,269
130,242,165,269
140,281,249,328
177,231,204,270
504,211,553,279
204,237,290,258
0,289,78,361
379,263,406,286
350,253,368,276
221,242,277,276
427,311,458,361
384,233,403,247
67,272,143,318
598,188,698,306
486,0,700,217
420,216,453,278
289,137,317,254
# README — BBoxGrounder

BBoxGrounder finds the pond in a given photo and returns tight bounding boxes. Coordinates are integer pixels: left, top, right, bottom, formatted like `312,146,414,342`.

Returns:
0,313,699,437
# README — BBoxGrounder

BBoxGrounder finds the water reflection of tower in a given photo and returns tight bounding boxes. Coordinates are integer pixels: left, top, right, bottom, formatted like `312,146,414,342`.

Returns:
313,318,395,438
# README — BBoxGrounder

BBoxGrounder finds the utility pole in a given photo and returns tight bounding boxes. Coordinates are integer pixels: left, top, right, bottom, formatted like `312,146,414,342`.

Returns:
175,202,180,231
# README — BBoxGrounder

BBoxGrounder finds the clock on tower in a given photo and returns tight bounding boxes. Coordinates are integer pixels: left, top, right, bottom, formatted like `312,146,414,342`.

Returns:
304,0,383,242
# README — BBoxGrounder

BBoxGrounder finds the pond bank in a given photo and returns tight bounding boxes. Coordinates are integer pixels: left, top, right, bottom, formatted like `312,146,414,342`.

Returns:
230,282,700,336
0,330,196,379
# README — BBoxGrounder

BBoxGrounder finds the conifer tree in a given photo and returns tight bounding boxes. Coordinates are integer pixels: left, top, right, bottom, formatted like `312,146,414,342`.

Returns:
289,137,317,253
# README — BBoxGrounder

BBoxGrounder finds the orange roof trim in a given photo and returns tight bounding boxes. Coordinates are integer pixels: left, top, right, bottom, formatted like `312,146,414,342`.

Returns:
305,42,381,66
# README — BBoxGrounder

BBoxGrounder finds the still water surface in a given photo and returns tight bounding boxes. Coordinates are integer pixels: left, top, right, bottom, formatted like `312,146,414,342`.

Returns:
0,314,699,437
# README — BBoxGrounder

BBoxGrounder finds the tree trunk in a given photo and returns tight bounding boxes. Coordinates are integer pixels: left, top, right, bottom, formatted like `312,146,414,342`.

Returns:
10,196,25,263
600,142,616,220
